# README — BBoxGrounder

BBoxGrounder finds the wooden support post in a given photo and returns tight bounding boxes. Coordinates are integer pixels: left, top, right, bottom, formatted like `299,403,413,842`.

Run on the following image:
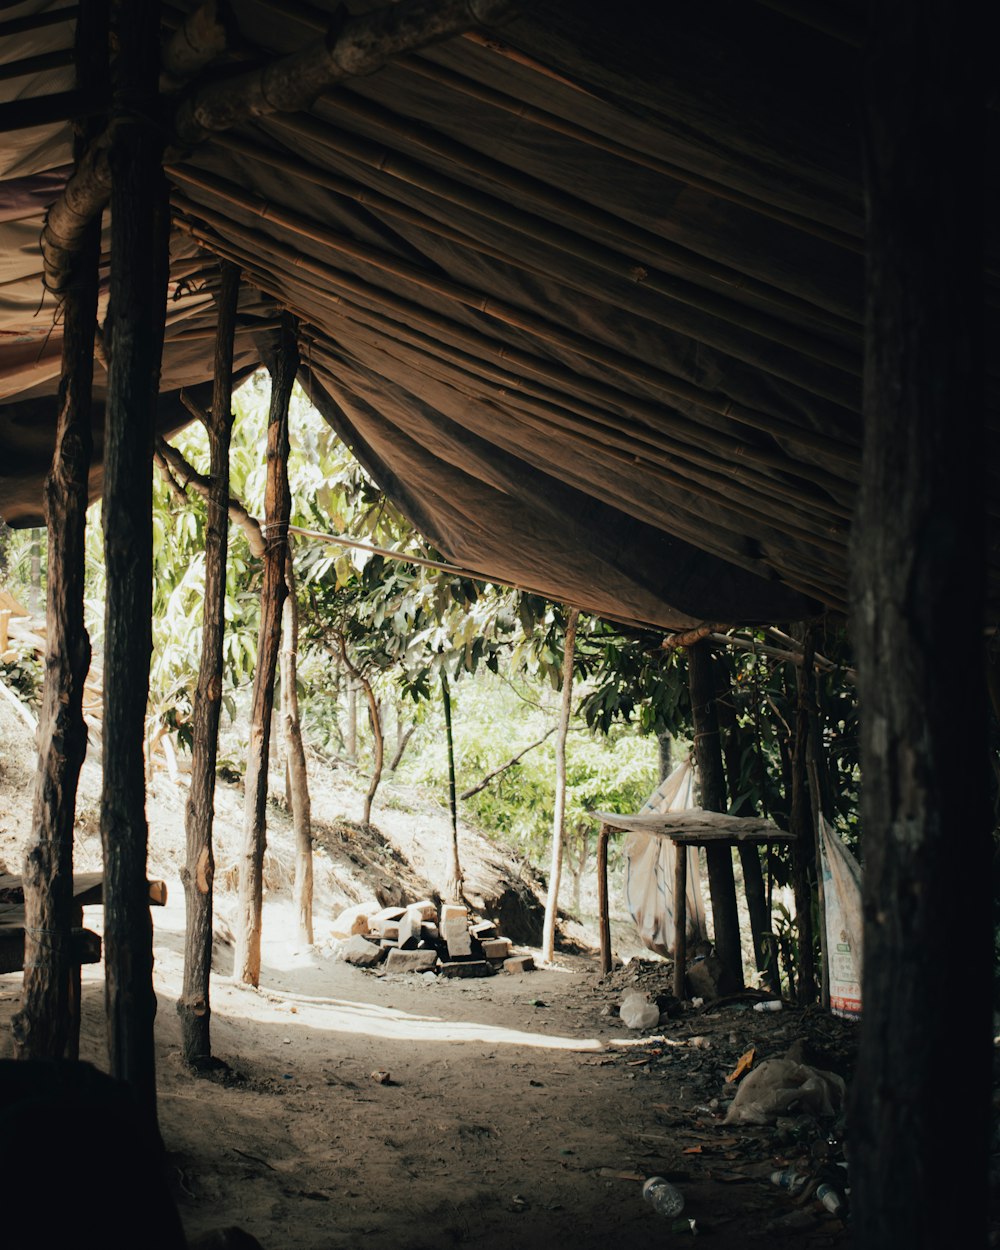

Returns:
282,540,314,948
178,260,239,1065
687,639,743,991
542,606,578,963
790,628,817,1003
100,0,169,1120
672,838,688,999
849,4,989,1247
441,671,462,899
235,313,297,988
12,0,107,1062
797,623,829,1007
714,652,780,993
596,823,612,975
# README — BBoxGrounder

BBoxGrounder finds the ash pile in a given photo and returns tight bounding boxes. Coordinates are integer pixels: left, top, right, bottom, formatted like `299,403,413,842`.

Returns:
332,899,534,977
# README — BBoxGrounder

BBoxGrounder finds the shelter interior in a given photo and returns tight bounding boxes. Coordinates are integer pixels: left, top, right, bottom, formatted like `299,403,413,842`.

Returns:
0,2,995,1248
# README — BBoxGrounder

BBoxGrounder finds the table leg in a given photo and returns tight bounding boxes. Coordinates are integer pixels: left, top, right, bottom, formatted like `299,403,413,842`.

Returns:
597,824,612,975
673,840,688,1000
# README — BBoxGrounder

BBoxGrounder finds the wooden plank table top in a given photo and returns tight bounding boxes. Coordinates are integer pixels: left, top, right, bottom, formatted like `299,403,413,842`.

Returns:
589,807,794,843
0,872,167,908
589,808,794,987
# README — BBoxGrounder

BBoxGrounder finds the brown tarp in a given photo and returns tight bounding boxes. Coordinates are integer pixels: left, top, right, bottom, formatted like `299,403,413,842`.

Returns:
0,0,996,628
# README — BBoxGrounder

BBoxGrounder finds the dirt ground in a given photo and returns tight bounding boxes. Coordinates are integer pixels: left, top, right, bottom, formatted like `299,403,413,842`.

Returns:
0,703,855,1249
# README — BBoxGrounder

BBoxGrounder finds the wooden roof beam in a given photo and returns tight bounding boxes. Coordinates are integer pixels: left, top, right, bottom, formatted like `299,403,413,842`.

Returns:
40,0,518,293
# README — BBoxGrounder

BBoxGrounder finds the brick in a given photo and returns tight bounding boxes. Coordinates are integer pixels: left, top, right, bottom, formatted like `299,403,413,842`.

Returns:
445,927,473,958
438,960,492,979
331,902,375,939
385,948,439,974
503,955,535,974
480,938,512,960
371,906,406,928
337,934,384,967
408,899,438,921
397,908,423,949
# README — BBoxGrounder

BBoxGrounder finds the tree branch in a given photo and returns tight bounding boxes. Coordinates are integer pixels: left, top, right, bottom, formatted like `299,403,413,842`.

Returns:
459,725,557,800
155,431,265,558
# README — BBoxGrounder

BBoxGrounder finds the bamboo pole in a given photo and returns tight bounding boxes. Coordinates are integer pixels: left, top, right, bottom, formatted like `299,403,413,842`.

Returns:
172,187,860,490
234,313,298,988
300,93,862,340
395,51,862,252
168,164,862,468
221,123,859,387
13,0,107,1064
100,0,169,1123
177,260,239,1067
177,206,854,524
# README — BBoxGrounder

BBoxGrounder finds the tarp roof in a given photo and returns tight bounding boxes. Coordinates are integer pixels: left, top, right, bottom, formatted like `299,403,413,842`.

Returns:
1,0,996,630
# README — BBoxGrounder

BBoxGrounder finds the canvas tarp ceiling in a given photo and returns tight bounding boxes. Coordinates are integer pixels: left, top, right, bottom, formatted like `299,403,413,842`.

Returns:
0,0,996,630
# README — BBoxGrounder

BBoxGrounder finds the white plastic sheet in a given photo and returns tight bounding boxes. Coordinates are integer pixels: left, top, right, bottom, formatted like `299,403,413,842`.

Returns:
623,759,709,957
819,815,862,1020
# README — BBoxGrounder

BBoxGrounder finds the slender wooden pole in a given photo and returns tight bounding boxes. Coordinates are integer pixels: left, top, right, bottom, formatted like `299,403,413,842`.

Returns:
440,671,462,899
849,5,989,1247
789,633,817,1003
234,314,297,988
671,837,688,999
596,823,612,975
282,540,314,947
796,623,829,1006
100,0,169,1121
13,0,107,1061
178,260,238,1065
687,640,743,992
714,650,780,992
542,606,579,962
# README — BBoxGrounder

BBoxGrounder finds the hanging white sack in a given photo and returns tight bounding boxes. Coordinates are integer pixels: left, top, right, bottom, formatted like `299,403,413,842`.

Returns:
819,814,863,1020
623,758,708,957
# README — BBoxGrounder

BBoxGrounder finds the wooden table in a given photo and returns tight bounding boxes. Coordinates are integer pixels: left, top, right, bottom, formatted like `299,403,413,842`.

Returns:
0,872,167,1056
590,809,794,995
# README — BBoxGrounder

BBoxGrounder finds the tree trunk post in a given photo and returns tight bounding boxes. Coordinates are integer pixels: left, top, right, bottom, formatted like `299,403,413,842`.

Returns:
99,0,169,1121
672,835,688,999
714,652,779,993
687,639,743,991
850,5,990,1247
542,606,579,963
178,260,239,1065
234,314,297,988
440,670,463,899
13,0,107,1061
282,540,314,947
790,633,817,1003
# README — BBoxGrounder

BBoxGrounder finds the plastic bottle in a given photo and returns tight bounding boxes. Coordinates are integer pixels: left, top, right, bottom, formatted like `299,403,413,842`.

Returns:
642,1176,685,1217
816,1183,845,1216
770,1168,808,1195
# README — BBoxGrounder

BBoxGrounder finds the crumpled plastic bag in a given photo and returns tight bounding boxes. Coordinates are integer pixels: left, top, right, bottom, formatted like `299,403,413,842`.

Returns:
619,990,660,1031
723,1057,846,1125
